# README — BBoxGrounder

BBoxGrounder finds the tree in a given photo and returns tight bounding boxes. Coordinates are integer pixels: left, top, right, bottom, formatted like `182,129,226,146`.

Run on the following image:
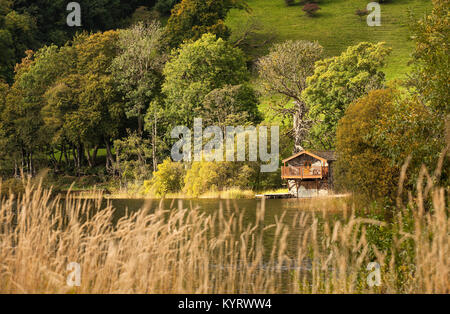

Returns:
24,31,125,173
111,21,166,134
335,89,399,200
0,0,148,82
201,84,261,129
64,31,125,172
371,93,448,192
257,40,323,152
0,79,10,171
303,42,391,149
2,49,49,176
162,33,250,128
410,0,449,115
155,0,181,15
164,0,248,48
0,1,37,83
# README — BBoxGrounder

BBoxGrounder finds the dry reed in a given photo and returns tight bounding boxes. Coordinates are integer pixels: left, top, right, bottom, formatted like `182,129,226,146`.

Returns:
0,171,447,294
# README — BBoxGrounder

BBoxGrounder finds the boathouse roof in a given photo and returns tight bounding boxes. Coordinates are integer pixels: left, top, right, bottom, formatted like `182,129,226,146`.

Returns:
282,150,336,163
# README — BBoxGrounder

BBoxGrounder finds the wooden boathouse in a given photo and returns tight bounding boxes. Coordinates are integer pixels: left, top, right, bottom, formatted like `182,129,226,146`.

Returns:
281,150,336,198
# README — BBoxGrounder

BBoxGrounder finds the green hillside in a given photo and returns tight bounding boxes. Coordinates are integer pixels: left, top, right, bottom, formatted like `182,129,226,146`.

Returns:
226,0,432,80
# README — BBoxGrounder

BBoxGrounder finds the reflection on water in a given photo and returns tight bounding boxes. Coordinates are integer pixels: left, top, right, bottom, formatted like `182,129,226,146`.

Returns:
106,197,345,256
103,198,346,293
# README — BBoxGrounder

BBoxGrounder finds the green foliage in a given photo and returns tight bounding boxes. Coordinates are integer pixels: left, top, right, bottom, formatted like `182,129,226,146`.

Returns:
410,0,449,115
0,1,148,82
155,0,181,15
257,40,323,151
201,84,261,127
0,1,36,82
335,89,399,200
162,33,250,127
111,22,166,133
258,40,323,105
183,160,259,197
371,93,448,191
148,158,185,196
0,178,24,195
303,42,391,149
335,88,448,201
114,131,153,185
1,30,125,175
164,0,247,48
183,161,231,197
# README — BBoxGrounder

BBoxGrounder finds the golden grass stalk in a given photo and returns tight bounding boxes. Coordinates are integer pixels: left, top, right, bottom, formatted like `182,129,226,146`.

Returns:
0,175,447,294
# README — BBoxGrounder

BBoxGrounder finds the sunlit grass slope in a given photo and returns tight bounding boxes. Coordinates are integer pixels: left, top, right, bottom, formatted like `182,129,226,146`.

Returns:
227,0,431,80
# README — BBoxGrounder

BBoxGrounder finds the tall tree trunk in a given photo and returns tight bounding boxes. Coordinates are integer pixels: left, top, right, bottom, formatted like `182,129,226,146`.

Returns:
63,144,68,166
20,147,25,177
105,140,115,171
138,113,143,136
292,100,310,153
86,145,99,168
152,112,158,172
28,151,33,177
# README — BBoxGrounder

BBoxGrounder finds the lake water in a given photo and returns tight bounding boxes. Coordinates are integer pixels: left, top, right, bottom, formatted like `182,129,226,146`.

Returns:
107,197,346,225
106,197,347,260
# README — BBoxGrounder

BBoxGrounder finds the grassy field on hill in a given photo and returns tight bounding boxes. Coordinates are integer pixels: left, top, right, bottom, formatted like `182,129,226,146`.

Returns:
227,0,432,80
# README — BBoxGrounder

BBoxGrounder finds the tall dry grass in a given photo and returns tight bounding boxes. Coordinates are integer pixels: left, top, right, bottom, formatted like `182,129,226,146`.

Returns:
0,168,448,293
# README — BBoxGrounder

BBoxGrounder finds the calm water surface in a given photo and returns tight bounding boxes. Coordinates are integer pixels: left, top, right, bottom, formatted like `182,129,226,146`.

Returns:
106,198,345,259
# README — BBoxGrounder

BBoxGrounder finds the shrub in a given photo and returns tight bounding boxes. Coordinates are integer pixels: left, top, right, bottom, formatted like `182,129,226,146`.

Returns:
183,161,227,197
149,158,185,197
113,132,153,186
284,0,295,6
0,178,25,196
303,3,320,17
355,8,369,20
183,160,259,197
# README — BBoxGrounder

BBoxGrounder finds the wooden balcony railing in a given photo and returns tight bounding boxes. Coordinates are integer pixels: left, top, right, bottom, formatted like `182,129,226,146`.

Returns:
281,166,328,179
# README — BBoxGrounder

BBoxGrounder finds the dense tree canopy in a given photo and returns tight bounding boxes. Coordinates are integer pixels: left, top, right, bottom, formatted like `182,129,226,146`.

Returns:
303,42,391,149
410,0,449,115
162,33,251,127
164,0,247,48
0,31,125,174
0,0,152,82
335,89,399,199
111,21,166,133
0,0,37,83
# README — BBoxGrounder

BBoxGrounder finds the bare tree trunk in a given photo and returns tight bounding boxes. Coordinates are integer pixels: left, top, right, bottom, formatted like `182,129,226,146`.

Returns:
292,100,310,153
152,112,158,172
105,140,115,171
28,151,33,177
86,145,98,168
20,147,25,176
63,144,68,166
